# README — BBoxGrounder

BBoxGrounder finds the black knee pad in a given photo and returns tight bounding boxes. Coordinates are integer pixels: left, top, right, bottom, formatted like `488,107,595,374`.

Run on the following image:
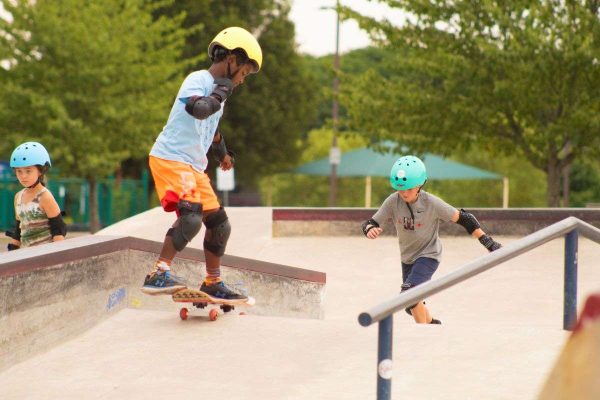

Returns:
167,200,203,251
203,208,231,257
401,282,419,316
405,302,426,316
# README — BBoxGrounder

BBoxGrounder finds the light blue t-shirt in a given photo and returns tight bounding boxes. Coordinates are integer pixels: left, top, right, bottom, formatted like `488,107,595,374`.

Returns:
150,70,224,172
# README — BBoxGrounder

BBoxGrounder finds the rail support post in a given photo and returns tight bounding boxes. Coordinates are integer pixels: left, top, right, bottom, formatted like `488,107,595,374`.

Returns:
564,230,578,330
377,315,393,400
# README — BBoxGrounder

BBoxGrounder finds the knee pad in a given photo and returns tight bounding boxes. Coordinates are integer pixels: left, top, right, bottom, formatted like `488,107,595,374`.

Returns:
167,200,202,251
203,208,231,257
401,282,418,315
404,302,426,316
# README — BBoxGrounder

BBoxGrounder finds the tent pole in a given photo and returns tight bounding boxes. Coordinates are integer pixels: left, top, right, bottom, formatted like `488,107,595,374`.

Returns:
502,177,509,208
365,176,372,208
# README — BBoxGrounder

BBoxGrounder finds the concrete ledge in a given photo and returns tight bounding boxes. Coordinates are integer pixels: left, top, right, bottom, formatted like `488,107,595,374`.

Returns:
0,235,326,372
272,207,600,236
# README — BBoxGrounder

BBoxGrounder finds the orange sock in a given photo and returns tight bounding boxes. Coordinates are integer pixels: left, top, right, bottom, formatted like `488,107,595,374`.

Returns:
204,275,222,285
154,258,171,272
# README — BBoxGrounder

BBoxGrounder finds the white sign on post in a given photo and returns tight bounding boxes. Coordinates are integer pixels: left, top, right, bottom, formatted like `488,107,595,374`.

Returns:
216,168,235,192
329,147,341,165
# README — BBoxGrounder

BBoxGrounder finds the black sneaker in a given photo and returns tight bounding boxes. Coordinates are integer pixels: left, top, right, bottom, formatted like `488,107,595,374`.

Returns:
200,281,248,301
141,270,187,295
430,318,442,325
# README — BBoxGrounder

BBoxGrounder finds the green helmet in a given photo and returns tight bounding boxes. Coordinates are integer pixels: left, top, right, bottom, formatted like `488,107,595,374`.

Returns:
389,155,427,190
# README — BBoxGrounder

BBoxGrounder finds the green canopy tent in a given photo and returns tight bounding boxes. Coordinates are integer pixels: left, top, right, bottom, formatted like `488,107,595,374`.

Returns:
293,146,508,207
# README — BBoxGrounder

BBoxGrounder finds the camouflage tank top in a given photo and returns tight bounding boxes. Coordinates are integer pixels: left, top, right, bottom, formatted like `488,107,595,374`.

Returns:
16,188,53,247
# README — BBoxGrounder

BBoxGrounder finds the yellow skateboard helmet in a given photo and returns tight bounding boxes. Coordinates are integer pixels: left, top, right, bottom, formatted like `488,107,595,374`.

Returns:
208,27,262,72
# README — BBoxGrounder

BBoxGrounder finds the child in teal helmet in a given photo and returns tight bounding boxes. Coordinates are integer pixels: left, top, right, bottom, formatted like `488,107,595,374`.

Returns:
361,155,502,324
5,142,67,250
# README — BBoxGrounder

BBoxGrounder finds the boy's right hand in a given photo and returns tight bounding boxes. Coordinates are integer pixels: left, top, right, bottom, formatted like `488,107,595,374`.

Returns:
366,227,383,239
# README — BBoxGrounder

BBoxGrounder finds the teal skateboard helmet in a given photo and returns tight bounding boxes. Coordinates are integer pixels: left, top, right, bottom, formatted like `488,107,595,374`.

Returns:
389,155,427,190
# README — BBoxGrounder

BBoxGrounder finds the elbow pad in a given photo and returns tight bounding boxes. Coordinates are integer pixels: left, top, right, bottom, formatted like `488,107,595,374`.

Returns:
49,214,67,237
184,95,221,120
457,209,480,234
361,218,380,236
5,220,21,241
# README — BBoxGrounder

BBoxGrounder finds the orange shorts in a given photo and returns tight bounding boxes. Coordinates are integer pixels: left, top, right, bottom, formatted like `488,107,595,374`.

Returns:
149,156,220,213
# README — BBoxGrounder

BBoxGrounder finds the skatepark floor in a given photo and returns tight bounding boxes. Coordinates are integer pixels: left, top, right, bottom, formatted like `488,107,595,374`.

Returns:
1,207,599,400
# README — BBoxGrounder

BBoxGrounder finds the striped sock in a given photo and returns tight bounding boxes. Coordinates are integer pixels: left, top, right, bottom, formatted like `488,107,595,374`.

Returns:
204,265,221,285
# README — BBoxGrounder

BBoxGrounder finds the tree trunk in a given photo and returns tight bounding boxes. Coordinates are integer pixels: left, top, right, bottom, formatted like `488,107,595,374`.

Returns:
547,157,562,207
562,164,571,207
88,177,101,233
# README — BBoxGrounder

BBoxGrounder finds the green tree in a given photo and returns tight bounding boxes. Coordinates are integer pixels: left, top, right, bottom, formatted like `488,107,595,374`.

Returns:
155,0,318,190
0,0,191,231
340,1,600,206
569,158,600,207
269,46,546,208
303,46,398,131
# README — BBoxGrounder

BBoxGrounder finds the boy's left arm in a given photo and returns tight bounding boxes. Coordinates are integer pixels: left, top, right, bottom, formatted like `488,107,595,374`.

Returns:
452,209,502,252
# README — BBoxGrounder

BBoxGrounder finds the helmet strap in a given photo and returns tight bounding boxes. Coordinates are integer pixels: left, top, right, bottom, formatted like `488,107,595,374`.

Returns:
226,61,233,79
27,165,48,188
27,178,41,189
227,62,243,80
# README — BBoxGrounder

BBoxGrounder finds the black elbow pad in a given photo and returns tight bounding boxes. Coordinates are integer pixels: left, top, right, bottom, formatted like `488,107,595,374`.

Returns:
457,209,480,234
49,214,67,237
5,220,21,241
184,95,221,120
212,134,228,162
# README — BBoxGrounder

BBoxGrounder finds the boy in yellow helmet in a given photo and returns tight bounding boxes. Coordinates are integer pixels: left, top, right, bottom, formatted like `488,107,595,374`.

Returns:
142,27,262,300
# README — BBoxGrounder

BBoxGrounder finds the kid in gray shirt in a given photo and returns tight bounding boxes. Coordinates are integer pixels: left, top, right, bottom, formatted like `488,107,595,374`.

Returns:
362,155,502,324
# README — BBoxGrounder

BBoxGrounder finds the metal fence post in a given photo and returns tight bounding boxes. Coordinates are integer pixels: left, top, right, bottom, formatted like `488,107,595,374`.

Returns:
377,315,393,400
564,230,578,330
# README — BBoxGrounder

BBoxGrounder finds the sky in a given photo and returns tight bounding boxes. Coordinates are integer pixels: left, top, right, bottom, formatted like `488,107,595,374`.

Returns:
289,0,404,56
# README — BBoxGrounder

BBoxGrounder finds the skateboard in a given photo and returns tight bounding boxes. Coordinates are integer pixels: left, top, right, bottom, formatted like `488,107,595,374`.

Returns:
172,288,255,321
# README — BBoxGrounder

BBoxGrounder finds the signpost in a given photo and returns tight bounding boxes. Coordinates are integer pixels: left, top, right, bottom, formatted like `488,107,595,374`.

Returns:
216,168,235,207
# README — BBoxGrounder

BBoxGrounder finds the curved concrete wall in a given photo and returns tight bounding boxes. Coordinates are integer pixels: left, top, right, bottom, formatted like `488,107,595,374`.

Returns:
0,235,326,372
272,207,600,236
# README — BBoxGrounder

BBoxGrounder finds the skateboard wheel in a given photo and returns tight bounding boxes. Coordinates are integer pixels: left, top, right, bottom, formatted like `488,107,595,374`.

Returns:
209,309,219,321
179,308,188,321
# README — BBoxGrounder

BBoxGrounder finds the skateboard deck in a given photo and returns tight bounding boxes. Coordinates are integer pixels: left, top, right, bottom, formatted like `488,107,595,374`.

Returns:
172,288,255,321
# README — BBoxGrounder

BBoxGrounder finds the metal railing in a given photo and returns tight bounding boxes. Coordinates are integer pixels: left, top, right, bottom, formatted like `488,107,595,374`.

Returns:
357,217,600,400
